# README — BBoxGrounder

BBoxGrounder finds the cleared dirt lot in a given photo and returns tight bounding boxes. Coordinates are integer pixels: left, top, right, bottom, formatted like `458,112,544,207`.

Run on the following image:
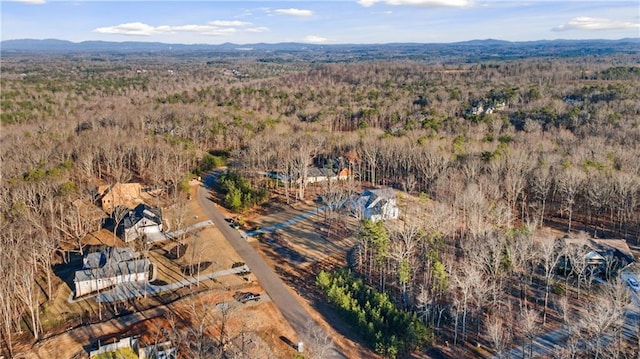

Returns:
247,202,358,264
244,200,377,358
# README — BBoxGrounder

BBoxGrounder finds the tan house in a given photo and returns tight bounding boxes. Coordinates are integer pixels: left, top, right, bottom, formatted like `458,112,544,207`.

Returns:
98,183,144,213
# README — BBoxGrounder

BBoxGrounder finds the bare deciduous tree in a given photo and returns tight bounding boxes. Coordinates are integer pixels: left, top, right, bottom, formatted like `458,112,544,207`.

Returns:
486,314,511,359
520,305,540,358
537,237,562,324
555,166,586,233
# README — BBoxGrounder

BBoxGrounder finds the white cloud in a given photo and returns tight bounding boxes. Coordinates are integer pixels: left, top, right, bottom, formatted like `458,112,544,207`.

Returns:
358,0,473,7
235,11,253,18
10,0,46,4
94,22,157,36
245,27,270,33
208,20,251,27
93,20,255,36
553,16,640,31
274,8,314,17
303,35,329,43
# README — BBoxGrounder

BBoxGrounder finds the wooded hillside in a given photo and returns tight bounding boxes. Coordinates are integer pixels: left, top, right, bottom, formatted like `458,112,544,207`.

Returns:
1,49,639,358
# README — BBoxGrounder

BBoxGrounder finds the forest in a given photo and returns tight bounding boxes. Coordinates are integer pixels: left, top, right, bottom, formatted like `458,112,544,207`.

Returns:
1,44,639,358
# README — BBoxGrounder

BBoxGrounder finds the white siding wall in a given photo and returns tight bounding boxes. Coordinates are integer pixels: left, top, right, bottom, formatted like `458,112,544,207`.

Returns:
124,219,162,242
75,270,147,297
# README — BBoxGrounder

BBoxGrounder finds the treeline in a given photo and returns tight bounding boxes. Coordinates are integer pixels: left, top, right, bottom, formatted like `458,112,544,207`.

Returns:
350,202,636,357
216,171,268,212
316,269,432,358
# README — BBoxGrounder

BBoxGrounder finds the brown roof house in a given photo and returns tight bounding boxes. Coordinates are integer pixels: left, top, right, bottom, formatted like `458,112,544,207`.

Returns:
98,183,144,213
73,247,150,297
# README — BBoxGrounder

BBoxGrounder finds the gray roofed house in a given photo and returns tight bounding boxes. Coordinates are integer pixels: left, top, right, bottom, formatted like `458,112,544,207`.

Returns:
73,247,150,297
118,203,163,242
348,188,400,222
305,167,337,184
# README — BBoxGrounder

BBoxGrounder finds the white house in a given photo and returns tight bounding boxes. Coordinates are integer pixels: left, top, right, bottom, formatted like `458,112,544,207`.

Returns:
349,188,400,222
118,204,163,242
74,247,150,297
89,335,175,359
140,341,176,359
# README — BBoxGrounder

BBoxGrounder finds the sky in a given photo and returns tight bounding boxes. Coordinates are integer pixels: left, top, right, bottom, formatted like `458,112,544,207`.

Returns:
1,0,639,44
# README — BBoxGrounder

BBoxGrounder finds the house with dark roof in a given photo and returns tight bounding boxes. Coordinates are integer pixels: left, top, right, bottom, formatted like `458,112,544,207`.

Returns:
306,167,337,184
118,204,163,242
74,247,150,297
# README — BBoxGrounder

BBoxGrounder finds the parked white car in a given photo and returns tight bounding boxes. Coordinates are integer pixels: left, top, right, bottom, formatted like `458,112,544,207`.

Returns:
628,277,640,291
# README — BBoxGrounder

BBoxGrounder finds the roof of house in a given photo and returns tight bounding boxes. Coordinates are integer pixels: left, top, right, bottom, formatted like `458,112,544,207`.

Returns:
99,183,144,212
585,250,605,262
363,188,395,209
307,167,337,178
75,247,148,282
98,182,142,197
121,204,162,230
266,171,291,182
560,235,635,264
590,238,635,263
83,247,140,269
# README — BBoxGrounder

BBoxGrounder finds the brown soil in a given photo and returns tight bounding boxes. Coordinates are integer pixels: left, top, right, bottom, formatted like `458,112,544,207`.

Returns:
245,199,377,358
23,289,297,359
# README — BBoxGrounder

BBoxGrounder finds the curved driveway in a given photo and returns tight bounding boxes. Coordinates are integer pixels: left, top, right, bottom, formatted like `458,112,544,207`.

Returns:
197,175,344,358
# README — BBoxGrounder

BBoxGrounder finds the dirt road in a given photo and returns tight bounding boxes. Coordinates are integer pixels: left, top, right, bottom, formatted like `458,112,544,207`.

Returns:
198,174,345,358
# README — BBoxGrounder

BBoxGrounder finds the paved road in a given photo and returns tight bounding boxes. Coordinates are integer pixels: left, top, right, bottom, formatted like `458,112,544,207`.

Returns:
497,326,571,358
145,219,214,243
198,174,345,358
164,219,215,240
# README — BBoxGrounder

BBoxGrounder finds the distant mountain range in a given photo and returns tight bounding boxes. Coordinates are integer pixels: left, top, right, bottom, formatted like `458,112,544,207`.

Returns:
1,38,638,59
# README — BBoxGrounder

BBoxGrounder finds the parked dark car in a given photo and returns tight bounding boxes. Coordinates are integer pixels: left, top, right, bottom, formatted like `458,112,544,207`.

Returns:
225,218,240,229
234,292,261,303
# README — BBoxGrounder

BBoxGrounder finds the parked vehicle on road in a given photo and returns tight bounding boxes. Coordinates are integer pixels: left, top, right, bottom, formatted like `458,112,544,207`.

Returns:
225,218,241,229
627,277,639,291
